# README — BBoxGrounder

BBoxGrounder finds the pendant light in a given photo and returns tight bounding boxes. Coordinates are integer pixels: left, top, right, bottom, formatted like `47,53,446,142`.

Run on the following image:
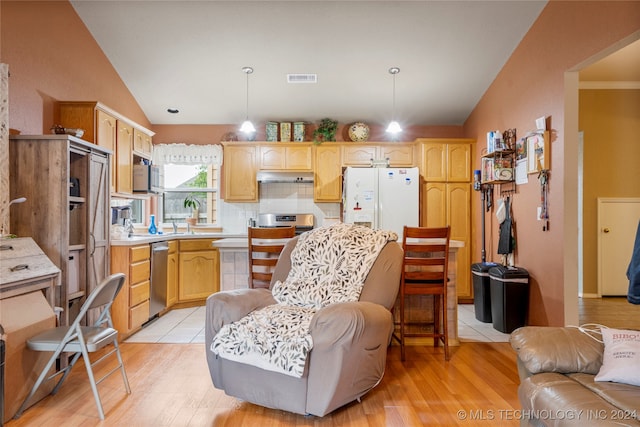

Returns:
386,67,402,135
239,66,256,134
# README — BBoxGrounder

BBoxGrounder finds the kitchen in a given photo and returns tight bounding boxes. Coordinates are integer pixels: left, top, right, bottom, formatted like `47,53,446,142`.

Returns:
101,135,472,344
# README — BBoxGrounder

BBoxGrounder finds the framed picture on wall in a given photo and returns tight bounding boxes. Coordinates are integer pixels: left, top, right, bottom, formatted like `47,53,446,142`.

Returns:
527,131,549,174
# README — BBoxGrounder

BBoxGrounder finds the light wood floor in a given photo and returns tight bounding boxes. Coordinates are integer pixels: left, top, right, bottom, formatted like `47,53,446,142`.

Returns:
7,342,521,427
578,296,640,330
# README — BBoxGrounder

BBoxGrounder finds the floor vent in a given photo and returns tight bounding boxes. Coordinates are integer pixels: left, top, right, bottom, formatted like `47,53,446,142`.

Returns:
287,73,317,84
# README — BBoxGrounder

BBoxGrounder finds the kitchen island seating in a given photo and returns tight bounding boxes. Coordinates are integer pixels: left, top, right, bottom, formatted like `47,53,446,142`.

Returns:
205,228,403,416
397,226,451,361
14,273,131,420
248,225,296,289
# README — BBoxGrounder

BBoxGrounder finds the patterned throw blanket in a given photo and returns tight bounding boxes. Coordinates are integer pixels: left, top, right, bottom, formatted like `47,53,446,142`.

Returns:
211,223,397,377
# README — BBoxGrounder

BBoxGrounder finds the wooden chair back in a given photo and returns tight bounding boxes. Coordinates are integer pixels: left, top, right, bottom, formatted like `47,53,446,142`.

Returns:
248,226,296,289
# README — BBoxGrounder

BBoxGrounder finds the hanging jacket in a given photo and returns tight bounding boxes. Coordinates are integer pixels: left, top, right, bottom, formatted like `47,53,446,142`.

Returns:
628,220,640,305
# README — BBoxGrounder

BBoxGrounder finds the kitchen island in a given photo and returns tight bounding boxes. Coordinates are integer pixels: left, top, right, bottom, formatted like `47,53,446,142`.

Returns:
212,237,464,346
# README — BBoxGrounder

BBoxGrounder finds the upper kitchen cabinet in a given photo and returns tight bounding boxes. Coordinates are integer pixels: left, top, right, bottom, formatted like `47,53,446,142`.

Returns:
116,121,134,194
133,128,153,159
57,101,154,196
222,143,258,202
342,142,415,167
259,144,313,170
418,138,472,182
9,135,111,327
314,144,342,202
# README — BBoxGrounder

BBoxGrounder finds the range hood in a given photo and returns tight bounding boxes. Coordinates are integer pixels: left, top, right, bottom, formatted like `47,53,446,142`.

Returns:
256,171,314,183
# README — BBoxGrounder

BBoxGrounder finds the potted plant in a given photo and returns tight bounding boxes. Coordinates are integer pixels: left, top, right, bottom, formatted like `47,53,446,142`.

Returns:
313,118,338,144
183,194,201,226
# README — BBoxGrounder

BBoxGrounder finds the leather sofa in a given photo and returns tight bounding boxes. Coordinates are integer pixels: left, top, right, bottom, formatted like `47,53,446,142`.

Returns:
510,326,640,426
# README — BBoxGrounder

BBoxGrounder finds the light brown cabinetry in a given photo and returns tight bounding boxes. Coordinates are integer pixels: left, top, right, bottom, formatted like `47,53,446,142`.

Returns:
418,138,474,301
133,128,153,158
259,144,313,170
314,144,342,202
167,240,178,308
57,101,154,196
223,144,258,202
116,121,134,194
342,143,415,167
9,135,111,326
178,239,219,302
111,244,151,338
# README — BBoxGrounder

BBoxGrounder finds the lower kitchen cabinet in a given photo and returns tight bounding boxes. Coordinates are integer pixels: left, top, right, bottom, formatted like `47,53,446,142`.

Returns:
111,244,150,339
178,239,219,302
167,240,178,308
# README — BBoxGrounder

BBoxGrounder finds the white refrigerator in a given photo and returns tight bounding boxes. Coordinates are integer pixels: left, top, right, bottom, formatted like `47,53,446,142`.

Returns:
342,167,420,239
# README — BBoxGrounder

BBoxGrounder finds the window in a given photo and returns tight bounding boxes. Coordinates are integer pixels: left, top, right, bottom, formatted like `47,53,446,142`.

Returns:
153,143,223,226
160,164,219,225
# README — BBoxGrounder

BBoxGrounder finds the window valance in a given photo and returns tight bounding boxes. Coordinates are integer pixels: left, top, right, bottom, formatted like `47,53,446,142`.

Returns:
153,143,223,166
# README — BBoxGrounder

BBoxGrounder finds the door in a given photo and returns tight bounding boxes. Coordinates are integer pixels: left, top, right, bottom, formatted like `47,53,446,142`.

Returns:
377,167,419,240
598,198,640,295
88,151,110,295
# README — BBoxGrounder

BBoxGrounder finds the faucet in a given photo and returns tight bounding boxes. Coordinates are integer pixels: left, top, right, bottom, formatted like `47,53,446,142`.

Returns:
172,220,178,234
186,222,191,234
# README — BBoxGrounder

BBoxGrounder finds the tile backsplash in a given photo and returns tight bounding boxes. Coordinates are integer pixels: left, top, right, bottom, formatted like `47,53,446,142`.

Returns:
219,182,340,233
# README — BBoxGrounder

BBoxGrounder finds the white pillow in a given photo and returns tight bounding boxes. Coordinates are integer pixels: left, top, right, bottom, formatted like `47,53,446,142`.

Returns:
594,327,640,386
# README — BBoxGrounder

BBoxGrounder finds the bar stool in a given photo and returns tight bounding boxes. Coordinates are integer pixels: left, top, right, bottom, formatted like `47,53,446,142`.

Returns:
398,225,451,361
248,226,296,288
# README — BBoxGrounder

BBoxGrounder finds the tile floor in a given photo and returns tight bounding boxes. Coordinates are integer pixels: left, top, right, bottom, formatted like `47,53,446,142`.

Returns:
126,303,511,344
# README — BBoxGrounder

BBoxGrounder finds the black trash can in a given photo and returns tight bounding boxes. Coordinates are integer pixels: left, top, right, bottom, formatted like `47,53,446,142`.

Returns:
471,262,498,322
489,265,529,333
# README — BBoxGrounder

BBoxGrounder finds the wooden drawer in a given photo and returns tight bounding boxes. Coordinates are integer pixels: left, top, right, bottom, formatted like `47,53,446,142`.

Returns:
130,260,150,284
179,239,216,252
168,240,178,254
129,299,150,330
130,245,150,263
130,280,150,306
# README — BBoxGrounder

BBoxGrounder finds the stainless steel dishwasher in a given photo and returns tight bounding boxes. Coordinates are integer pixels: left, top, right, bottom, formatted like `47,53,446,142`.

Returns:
149,241,169,319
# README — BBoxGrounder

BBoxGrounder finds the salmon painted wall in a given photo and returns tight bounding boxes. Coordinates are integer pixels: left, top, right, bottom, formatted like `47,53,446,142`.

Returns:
1,1,150,134
464,1,640,326
581,89,640,296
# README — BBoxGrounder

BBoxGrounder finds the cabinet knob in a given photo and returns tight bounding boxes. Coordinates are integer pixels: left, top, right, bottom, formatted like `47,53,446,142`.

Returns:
603,228,610,233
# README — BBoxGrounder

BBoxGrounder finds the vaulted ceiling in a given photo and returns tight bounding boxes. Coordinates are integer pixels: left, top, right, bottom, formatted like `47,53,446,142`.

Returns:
72,1,552,128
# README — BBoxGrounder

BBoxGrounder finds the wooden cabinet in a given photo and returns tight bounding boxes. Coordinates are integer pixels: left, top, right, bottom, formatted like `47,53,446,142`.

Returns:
420,139,471,182
116,121,134,194
223,144,258,202
259,144,312,170
178,239,219,302
314,144,342,202
96,109,117,192
418,138,474,301
133,128,153,159
57,101,154,196
167,240,178,308
342,143,415,167
111,244,151,338
9,135,111,326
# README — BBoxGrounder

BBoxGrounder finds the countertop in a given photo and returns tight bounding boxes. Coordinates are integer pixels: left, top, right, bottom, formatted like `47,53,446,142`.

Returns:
110,232,246,246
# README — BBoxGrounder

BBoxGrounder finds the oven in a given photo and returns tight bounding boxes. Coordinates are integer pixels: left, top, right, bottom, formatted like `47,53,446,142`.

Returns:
256,213,315,235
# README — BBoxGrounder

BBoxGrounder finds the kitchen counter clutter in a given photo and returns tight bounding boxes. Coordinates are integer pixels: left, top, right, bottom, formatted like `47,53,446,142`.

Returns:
110,232,245,246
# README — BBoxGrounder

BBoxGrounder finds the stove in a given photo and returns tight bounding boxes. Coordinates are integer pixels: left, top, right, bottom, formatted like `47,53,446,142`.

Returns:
257,213,315,235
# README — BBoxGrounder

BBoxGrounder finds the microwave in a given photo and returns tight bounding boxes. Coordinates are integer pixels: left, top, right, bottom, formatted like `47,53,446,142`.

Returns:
133,164,162,193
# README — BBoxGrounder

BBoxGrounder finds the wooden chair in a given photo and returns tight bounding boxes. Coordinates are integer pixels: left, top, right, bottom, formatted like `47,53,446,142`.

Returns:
398,225,451,361
248,226,296,288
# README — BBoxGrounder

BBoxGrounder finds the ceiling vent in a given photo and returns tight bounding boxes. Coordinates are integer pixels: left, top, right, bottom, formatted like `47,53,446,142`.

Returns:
287,73,317,84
